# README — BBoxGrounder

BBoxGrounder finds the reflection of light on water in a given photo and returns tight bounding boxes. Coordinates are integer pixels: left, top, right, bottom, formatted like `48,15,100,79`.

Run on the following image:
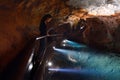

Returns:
62,44,66,47
53,46,56,50
48,68,81,73
62,39,68,43
68,54,77,63
28,53,34,64
53,40,89,63
48,68,101,75
53,47,76,55
48,61,53,67
53,47,79,62
61,39,86,48
27,49,34,71
49,68,59,71
51,39,120,79
28,63,33,71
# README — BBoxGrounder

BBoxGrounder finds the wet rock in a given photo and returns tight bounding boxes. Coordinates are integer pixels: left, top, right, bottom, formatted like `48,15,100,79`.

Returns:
1,0,120,73
73,15,120,52
0,0,71,72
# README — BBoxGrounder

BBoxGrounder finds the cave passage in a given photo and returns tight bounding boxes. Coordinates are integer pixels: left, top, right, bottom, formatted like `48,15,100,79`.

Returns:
1,36,120,80
43,39,120,80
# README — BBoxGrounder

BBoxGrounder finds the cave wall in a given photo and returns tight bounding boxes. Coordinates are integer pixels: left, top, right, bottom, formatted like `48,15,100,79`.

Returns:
68,15,120,52
1,0,120,72
67,0,120,15
0,0,71,72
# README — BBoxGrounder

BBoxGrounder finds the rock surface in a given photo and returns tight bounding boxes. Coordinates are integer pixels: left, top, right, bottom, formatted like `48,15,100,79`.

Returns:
68,15,120,52
0,0,71,72
1,0,120,72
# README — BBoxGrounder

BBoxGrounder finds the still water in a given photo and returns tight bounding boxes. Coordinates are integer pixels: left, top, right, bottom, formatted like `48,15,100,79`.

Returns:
45,40,120,80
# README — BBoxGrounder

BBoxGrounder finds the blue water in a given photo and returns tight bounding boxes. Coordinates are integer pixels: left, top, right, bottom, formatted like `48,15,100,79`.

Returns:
47,40,120,80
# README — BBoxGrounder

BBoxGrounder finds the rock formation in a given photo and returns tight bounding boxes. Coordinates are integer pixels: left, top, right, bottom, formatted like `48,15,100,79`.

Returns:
1,0,120,73
0,0,70,72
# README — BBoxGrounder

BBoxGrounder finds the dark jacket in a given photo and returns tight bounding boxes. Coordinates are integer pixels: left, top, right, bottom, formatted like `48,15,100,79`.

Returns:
39,14,52,36
39,22,47,36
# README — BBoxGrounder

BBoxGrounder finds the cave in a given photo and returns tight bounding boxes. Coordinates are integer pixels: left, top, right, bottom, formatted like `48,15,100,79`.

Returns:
0,0,120,80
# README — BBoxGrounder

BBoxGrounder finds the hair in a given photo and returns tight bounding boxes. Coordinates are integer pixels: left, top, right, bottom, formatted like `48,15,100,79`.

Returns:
40,14,52,23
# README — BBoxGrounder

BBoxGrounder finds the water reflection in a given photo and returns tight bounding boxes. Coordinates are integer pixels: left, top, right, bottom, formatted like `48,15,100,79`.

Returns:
46,40,120,80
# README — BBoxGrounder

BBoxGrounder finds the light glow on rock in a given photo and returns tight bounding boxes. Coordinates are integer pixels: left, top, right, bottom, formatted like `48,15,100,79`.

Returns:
67,0,120,16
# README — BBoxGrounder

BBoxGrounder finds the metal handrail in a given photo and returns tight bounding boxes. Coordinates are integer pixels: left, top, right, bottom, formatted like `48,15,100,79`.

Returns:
32,34,64,80
36,34,63,64
1,34,65,80
36,34,63,40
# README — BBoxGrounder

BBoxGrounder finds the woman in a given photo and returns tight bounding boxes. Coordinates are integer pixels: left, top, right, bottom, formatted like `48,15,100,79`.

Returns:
39,14,52,36
31,14,52,80
39,14,52,53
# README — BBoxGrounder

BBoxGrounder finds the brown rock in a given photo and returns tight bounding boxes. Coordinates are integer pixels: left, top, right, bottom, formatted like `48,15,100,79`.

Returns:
0,0,71,72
